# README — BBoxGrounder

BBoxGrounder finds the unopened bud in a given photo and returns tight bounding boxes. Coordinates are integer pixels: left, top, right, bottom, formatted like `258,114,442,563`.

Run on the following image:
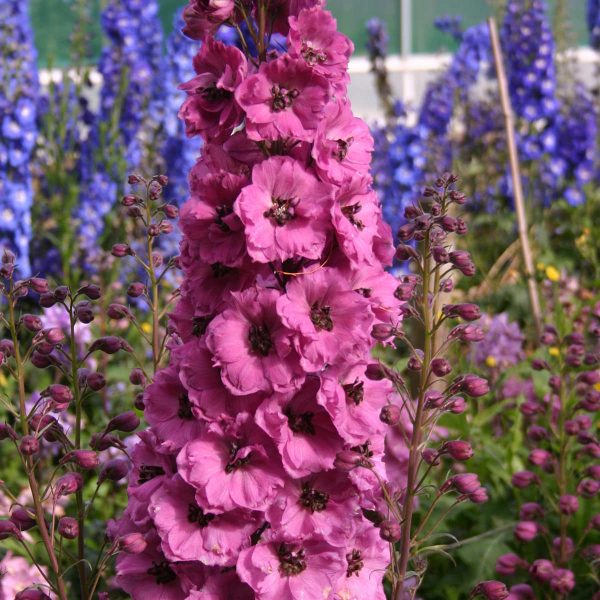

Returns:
105,411,140,433
99,458,130,483
19,435,39,456
380,404,401,426
58,516,79,539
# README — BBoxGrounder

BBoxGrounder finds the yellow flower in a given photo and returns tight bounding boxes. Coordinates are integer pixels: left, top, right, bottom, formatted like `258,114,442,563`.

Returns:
545,265,560,282
485,356,497,368
595,382,600,392
549,347,560,357
141,323,152,334
536,262,546,271
0,372,6,387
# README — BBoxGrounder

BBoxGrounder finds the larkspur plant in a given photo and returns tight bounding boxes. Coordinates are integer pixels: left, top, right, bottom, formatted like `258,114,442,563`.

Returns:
494,308,600,598
112,1,412,598
0,0,38,279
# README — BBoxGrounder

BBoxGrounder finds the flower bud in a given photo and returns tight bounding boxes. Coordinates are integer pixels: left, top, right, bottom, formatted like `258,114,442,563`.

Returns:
468,487,489,504
44,327,65,345
471,580,509,600
520,502,544,520
456,375,489,397
15,590,52,600
379,519,401,542
87,372,107,391
432,245,449,263
61,450,99,470
53,286,68,301
163,203,178,219
527,448,552,468
58,516,79,539
422,448,440,465
105,411,140,433
379,403,402,427
107,303,132,320
122,194,138,206
529,559,554,582
55,472,83,497
452,473,480,494
89,336,132,354
448,395,466,414
552,536,574,561
0,519,23,540
455,217,467,234
129,368,147,386
128,174,142,184
439,215,457,232
549,569,575,594
119,532,148,554
28,277,49,294
99,458,130,483
496,553,526,576
514,521,538,542
511,471,538,489
371,323,395,342
558,494,579,515
111,243,133,258
134,392,145,411
450,250,472,269
127,282,146,298
397,222,416,242
42,384,73,411
578,478,600,497
424,389,445,409
444,440,473,461
75,301,94,324
21,314,43,332
19,435,39,456
10,507,36,531
587,465,600,480
78,283,101,300
0,423,18,441
431,358,452,377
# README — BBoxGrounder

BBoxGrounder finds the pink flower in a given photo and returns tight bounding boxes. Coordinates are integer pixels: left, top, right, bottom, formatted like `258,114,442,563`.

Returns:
177,415,285,511
181,170,249,266
237,535,345,600
333,523,389,600
179,38,246,142
187,570,253,599
277,268,373,371
206,286,304,395
0,552,49,599
182,0,236,40
313,101,373,185
266,471,359,545
288,8,353,88
318,362,391,444
150,475,256,565
270,0,325,34
143,366,204,450
234,156,333,263
235,55,330,142
255,378,344,477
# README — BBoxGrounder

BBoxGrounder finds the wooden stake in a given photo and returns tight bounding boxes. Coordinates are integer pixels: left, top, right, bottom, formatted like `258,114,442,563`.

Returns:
487,17,543,336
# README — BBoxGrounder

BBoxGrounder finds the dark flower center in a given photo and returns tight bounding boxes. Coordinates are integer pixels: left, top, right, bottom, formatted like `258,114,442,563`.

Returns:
299,483,329,512
351,441,374,459
333,137,354,161
210,262,233,278
178,392,194,420
187,504,216,528
271,84,299,112
200,83,232,102
192,315,212,337
286,409,316,435
248,324,273,357
341,202,364,230
264,196,296,226
137,464,165,485
357,287,372,298
343,379,364,405
225,442,252,473
310,304,334,331
346,549,364,577
214,204,233,232
301,43,327,64
147,561,177,585
278,544,307,577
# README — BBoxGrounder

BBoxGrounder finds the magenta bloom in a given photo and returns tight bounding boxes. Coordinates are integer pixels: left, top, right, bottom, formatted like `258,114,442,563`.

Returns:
206,286,304,395
181,170,248,267
277,268,373,371
256,378,343,477
150,476,256,565
288,7,353,88
235,54,330,141
313,100,373,184
180,38,246,142
182,0,236,39
143,366,204,450
234,156,333,264
188,570,253,599
237,535,345,600
177,415,285,511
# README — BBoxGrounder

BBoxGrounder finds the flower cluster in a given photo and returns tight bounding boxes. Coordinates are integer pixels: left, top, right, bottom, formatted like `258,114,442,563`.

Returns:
0,0,38,278
75,0,164,262
115,2,404,598
495,310,600,597
472,313,525,371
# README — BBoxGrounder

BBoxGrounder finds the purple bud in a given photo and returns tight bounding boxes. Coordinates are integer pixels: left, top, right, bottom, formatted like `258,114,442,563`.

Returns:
496,553,527,576
444,440,474,461
449,250,471,268
0,519,23,540
558,494,579,515
0,423,18,441
588,465,600,480
61,450,99,470
128,174,142,184
107,303,132,320
28,277,49,294
578,370,600,385
15,590,52,600
21,314,43,332
457,374,489,397
540,325,558,346
371,323,395,342
129,368,147,386
528,448,552,468
44,327,65,345
452,473,480,494
78,283,101,300
431,358,452,376
529,559,555,582
75,301,94,324
111,243,133,258
163,204,179,219
520,502,544,520
127,282,146,298
134,392,145,411
122,194,138,206
380,404,401,426
379,519,401,542
422,448,440,465
99,458,130,483
453,303,481,321
10,507,36,531
424,389,445,409
55,472,83,497
119,532,148,554
531,358,548,371
90,432,125,452
552,536,575,561
397,222,416,242
514,521,538,542
549,569,575,594
448,396,466,414
432,245,450,263
89,336,132,355
578,478,600,497
439,215,457,232
58,516,79,539
53,286,68,301
471,580,509,600
31,351,53,369
511,471,538,489
19,435,39,456
86,372,107,391
105,411,140,433
42,384,73,411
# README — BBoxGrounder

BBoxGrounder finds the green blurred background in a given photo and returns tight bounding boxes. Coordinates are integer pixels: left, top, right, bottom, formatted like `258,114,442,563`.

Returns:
31,0,588,66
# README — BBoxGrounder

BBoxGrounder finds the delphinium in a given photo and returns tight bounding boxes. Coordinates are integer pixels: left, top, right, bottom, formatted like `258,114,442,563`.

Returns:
0,250,141,599
382,174,500,598
75,0,163,270
472,313,525,374
494,306,600,598
0,0,39,279
588,0,600,50
113,1,412,598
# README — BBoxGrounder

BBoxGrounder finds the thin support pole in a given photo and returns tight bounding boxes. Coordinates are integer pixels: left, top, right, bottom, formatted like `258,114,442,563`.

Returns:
487,17,543,336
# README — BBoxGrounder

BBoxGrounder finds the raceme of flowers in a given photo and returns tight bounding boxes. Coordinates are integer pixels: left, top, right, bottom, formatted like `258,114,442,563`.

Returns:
0,0,38,278
114,2,405,598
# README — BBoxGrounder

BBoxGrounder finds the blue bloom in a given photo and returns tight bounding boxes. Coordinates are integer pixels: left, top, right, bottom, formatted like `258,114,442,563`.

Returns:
587,0,600,49
0,0,38,277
